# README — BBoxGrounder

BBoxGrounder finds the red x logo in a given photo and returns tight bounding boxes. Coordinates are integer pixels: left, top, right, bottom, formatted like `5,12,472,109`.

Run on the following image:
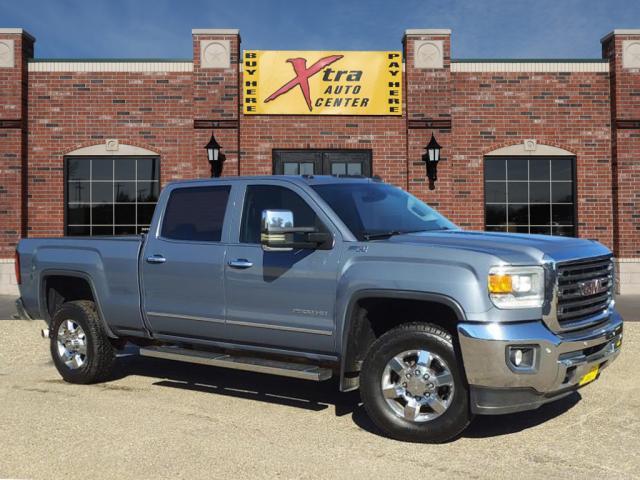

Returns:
264,55,344,112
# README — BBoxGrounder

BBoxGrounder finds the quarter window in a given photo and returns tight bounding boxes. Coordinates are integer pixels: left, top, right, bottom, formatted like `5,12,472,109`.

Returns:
66,157,160,236
161,186,231,242
484,157,575,236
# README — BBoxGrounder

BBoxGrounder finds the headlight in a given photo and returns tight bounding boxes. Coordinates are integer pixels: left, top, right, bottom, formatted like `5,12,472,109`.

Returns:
488,265,544,309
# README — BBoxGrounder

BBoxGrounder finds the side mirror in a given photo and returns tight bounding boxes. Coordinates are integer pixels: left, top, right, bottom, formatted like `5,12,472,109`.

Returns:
261,209,332,251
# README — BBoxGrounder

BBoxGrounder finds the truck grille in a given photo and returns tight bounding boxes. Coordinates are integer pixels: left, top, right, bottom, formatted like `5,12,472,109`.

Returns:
556,256,613,331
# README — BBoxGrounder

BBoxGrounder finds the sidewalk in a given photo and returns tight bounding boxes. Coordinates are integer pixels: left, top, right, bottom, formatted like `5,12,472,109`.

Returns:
1,294,638,322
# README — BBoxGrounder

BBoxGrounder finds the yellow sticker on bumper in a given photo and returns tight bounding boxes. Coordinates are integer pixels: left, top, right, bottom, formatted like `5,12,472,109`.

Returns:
579,365,600,386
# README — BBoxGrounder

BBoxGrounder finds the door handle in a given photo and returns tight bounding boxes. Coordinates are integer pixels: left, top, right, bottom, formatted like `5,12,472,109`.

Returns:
228,259,253,269
146,255,167,264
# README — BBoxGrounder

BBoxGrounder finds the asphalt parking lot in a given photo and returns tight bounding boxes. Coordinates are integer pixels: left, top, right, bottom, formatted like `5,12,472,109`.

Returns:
0,309,638,479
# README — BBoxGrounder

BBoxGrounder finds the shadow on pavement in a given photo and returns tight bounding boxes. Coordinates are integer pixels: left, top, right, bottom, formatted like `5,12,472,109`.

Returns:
112,346,581,439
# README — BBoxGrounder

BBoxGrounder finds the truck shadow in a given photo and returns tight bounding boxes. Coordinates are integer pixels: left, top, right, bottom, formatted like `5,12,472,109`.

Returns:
113,348,581,440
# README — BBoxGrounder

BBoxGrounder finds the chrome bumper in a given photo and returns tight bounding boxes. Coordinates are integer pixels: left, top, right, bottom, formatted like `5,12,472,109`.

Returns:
457,311,623,415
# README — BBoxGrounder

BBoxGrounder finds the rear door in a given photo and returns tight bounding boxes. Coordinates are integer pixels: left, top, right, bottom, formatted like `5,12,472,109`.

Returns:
224,181,341,353
141,183,233,339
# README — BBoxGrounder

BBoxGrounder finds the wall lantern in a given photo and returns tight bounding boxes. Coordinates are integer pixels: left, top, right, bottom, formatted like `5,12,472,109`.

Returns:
421,133,442,190
205,131,225,178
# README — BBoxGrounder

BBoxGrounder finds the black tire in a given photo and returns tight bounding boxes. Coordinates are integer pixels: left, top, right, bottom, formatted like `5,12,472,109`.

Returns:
360,323,472,443
50,300,116,384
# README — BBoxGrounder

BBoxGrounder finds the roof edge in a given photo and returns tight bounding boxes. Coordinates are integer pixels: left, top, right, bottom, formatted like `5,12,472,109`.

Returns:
601,29,640,43
0,28,35,41
192,28,239,35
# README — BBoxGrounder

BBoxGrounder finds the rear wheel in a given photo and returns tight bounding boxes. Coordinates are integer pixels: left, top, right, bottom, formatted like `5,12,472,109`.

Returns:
50,300,116,384
360,323,472,443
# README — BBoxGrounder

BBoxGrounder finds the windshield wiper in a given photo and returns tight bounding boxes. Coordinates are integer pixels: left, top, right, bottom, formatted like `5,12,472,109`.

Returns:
362,229,429,240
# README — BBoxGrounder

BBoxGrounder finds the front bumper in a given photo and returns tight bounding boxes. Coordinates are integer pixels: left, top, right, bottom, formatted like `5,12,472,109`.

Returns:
457,310,623,415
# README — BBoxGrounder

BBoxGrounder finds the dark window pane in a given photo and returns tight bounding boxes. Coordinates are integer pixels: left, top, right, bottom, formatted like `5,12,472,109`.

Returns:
530,204,551,226
114,159,136,180
485,182,506,203
347,163,362,175
529,160,550,181
530,226,551,235
551,159,572,180
507,159,528,180
67,205,90,225
67,159,90,181
485,204,506,225
115,225,137,235
485,225,507,232
92,204,113,225
331,163,346,175
300,163,314,175
241,185,320,244
508,204,528,224
91,182,113,203
551,182,573,203
553,226,575,237
507,225,529,234
92,226,113,236
284,163,298,175
485,159,505,180
67,226,90,236
68,182,90,203
552,204,574,224
137,182,160,202
529,182,550,203
114,182,136,202
507,181,528,203
137,204,156,225
115,204,136,225
137,159,159,181
92,159,113,181
161,186,229,242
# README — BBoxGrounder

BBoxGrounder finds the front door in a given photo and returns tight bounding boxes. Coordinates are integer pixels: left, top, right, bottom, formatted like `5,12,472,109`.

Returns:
141,184,233,339
273,149,372,177
224,182,341,353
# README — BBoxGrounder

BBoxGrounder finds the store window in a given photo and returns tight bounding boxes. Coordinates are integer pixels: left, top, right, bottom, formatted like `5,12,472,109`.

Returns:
65,157,160,236
484,157,575,236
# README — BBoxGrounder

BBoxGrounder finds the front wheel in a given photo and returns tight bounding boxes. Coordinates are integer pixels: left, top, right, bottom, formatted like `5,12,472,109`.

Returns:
360,323,472,443
50,300,116,384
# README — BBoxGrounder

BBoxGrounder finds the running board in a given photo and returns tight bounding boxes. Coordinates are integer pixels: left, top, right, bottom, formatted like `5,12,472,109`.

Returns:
139,346,333,381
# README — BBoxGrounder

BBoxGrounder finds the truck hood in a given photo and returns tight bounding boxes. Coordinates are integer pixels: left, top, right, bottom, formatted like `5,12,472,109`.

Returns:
385,230,611,265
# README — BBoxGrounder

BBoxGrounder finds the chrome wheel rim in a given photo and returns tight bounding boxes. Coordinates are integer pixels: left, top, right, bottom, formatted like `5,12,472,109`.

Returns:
56,320,87,370
381,349,455,423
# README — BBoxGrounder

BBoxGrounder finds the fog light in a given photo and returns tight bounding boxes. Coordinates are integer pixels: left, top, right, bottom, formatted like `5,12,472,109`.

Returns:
507,346,537,371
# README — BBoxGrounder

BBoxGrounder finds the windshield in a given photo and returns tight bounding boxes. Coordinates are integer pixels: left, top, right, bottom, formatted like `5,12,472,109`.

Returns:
312,182,457,240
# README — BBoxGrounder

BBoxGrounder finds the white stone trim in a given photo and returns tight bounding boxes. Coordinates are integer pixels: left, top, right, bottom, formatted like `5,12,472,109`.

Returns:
414,40,444,69
200,39,231,69
192,29,239,35
0,39,15,68
65,142,159,156
601,29,640,43
405,29,451,36
28,62,193,72
486,143,575,156
614,258,640,295
0,259,18,296
451,62,609,73
0,28,35,41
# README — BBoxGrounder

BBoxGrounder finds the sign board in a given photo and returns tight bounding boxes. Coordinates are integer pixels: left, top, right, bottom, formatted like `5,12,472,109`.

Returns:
243,50,402,115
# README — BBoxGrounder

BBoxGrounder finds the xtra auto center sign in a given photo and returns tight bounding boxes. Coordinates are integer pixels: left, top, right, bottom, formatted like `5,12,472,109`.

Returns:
243,50,402,115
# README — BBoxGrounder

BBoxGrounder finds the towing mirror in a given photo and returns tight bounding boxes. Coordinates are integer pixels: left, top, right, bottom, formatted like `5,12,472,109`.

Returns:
260,209,332,251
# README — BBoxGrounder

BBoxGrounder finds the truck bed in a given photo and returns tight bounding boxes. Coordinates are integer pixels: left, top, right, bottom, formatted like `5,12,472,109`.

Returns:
17,236,145,333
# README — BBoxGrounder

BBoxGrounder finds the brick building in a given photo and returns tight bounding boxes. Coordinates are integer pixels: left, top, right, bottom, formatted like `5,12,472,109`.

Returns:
1,27,639,295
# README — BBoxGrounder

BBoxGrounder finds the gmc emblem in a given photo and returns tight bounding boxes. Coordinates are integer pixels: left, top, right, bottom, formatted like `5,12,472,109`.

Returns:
579,278,608,297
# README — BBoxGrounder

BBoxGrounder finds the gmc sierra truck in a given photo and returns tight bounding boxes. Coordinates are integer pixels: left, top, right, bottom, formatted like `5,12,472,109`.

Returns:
15,175,623,443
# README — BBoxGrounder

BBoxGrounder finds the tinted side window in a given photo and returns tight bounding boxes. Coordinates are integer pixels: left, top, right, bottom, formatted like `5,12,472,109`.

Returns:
240,185,320,244
161,186,230,242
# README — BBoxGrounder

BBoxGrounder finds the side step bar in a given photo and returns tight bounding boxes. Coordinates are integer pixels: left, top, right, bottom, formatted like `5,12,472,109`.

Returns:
139,346,333,381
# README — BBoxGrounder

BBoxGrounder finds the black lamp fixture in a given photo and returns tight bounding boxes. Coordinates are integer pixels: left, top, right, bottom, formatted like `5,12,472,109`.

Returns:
205,131,224,178
421,133,442,190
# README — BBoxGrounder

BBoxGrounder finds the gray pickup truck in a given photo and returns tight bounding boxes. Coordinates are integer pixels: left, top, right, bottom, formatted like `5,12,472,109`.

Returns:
16,175,623,442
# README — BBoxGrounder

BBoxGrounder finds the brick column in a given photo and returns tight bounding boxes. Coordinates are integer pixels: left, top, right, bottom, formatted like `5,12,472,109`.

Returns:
602,30,640,294
192,29,241,178
0,28,34,294
403,29,455,216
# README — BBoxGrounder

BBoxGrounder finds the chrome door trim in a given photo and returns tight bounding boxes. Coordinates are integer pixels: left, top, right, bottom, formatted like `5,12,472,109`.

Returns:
146,311,225,324
227,319,333,336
